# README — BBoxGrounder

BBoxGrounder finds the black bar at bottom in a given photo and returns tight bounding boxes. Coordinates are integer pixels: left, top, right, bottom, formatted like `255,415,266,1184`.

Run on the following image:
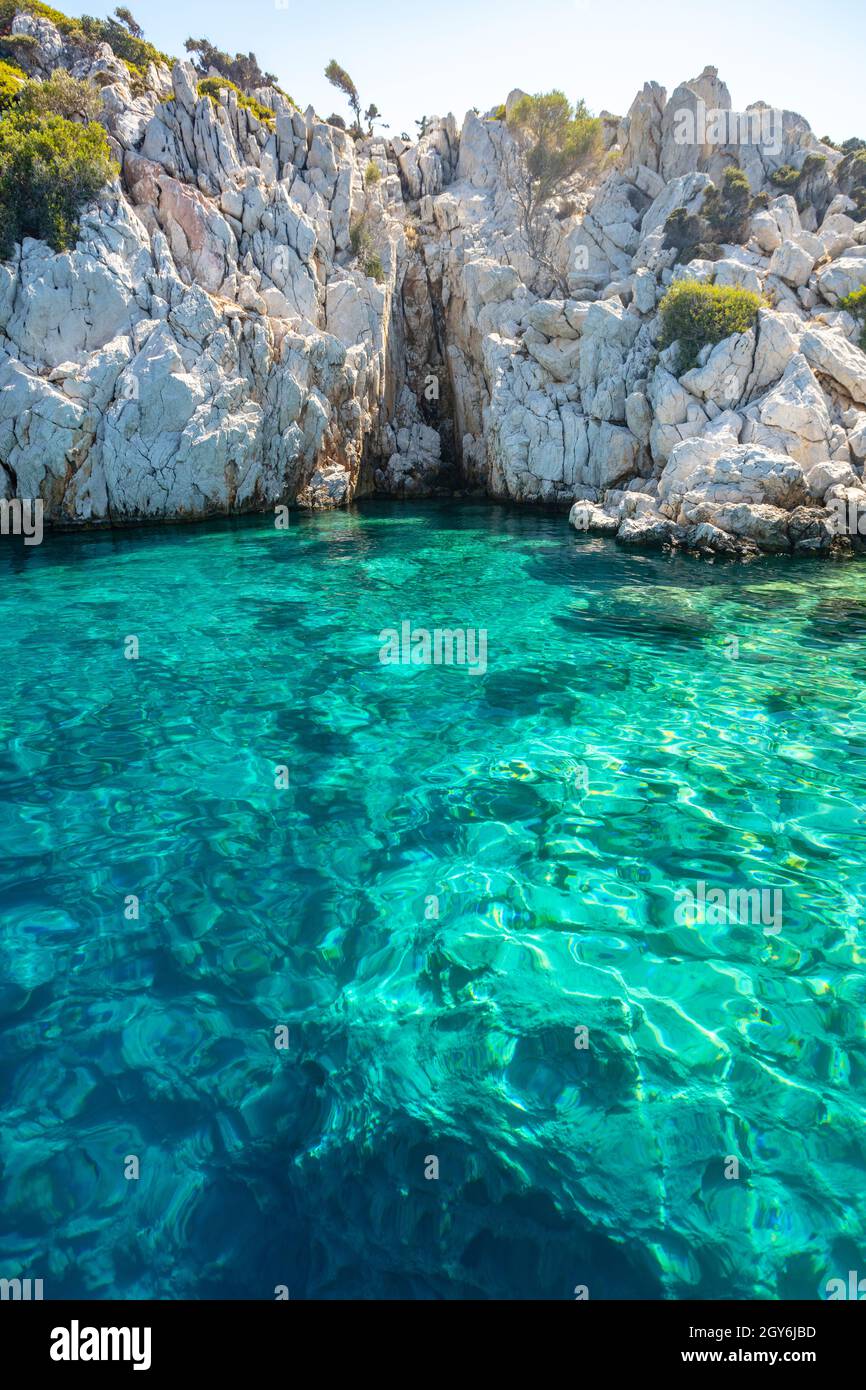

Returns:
1,1297,862,1376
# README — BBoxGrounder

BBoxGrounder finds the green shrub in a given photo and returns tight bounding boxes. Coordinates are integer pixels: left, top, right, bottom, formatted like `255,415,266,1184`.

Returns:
187,36,276,92
349,215,385,282
491,103,506,121
702,165,752,244
838,148,866,222
769,164,801,189
658,279,763,373
0,55,24,108
363,250,384,283
0,0,82,36
18,68,102,119
801,153,827,176
0,109,116,258
507,91,602,203
79,13,169,71
363,159,380,187
119,58,146,95
767,154,830,211
663,206,707,260
664,168,766,262
505,90,602,292
197,76,275,128
349,215,369,257
0,31,38,62
0,3,171,70
662,216,724,265
839,286,866,350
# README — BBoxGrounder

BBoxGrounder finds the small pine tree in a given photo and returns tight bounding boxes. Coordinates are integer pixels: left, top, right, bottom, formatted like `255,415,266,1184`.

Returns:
505,91,602,293
325,59,362,135
113,7,143,40
185,38,277,92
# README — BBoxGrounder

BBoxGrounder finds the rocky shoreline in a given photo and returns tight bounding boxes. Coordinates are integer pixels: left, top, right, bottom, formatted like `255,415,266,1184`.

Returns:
1,11,865,556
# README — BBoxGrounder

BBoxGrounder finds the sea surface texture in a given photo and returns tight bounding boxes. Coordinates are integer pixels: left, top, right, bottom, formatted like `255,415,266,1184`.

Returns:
0,502,864,1299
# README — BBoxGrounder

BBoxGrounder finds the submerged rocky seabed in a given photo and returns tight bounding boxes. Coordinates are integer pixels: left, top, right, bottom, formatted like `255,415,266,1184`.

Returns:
2,14,866,554
0,503,864,1299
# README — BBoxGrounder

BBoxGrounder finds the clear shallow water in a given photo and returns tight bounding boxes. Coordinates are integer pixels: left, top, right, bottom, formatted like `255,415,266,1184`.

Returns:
0,500,865,1300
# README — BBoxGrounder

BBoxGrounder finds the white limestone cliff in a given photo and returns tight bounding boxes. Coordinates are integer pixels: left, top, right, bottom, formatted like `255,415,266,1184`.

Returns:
2,21,866,555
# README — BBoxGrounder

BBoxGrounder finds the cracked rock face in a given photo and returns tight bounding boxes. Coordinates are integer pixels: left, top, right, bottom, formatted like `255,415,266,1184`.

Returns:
1,25,866,555
0,29,457,523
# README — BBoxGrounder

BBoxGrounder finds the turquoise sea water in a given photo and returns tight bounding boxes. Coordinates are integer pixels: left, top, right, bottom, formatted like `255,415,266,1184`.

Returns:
0,500,864,1300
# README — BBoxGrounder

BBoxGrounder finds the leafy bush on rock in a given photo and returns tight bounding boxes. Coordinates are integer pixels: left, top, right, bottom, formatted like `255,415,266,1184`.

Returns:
838,147,866,221
839,286,866,350
769,154,831,213
0,31,38,64
197,76,274,127
769,164,800,189
349,214,385,283
0,108,116,257
702,165,752,244
0,55,24,107
18,67,102,118
659,279,762,373
664,166,762,262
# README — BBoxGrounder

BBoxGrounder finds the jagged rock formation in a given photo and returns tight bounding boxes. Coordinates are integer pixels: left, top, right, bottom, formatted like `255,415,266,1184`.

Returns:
427,74,866,554
0,16,456,519
1,22,865,555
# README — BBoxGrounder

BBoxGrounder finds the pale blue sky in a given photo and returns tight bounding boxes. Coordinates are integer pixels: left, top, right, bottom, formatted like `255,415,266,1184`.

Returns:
95,0,862,142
